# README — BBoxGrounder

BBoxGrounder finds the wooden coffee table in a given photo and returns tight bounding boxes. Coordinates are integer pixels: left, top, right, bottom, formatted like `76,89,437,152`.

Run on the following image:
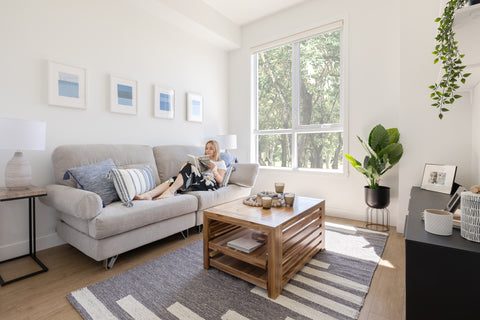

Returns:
203,196,325,299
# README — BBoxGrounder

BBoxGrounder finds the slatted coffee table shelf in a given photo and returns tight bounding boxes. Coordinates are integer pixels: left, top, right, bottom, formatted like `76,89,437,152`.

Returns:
203,196,325,299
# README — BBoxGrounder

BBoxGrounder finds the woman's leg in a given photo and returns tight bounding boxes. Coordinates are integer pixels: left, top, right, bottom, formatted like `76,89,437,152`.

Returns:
134,181,170,200
156,174,184,199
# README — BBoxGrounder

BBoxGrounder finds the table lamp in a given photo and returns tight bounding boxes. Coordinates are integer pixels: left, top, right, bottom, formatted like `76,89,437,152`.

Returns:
0,118,46,190
217,134,237,153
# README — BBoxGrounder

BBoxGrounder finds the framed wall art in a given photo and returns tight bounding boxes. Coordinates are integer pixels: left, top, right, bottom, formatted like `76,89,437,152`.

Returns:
110,75,137,115
420,163,457,194
154,85,174,119
48,61,86,109
186,92,203,122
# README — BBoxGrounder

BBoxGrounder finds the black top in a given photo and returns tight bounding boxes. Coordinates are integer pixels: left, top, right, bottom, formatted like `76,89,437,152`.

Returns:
404,186,480,254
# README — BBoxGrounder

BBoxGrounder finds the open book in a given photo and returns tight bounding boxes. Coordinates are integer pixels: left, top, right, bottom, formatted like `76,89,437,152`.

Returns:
187,154,211,173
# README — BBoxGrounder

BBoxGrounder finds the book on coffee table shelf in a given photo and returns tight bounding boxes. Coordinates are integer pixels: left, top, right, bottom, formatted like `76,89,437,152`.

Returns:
227,231,266,253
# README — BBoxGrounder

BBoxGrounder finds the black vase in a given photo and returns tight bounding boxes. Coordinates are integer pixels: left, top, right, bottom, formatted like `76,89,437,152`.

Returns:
365,186,390,209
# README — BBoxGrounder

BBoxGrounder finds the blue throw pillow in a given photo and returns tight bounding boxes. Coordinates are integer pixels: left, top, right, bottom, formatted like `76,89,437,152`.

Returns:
63,159,119,207
220,152,238,168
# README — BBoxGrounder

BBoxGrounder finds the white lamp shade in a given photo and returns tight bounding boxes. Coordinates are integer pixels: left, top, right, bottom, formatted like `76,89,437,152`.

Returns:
217,134,237,150
0,118,46,150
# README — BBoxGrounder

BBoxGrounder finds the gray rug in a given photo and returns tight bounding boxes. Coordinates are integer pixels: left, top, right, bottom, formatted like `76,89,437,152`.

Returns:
68,222,388,320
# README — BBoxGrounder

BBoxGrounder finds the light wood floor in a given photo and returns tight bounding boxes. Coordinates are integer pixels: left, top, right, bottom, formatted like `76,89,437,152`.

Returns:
0,216,405,320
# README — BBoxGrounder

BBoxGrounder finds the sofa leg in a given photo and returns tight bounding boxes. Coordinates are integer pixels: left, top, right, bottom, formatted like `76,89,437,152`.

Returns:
197,225,203,233
104,255,118,270
180,229,189,239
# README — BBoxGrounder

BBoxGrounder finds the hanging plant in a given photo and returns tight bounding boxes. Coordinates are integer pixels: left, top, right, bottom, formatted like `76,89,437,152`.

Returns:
429,0,471,119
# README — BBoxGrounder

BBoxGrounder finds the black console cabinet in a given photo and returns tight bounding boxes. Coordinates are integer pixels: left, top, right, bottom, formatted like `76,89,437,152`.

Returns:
405,187,480,319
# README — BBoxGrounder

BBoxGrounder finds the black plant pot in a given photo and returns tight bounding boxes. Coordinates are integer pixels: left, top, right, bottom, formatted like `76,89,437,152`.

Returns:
469,0,480,5
364,186,390,209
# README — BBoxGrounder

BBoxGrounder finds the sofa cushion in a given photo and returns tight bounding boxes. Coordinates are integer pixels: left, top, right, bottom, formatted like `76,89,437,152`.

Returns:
153,145,204,182
229,163,259,187
88,194,198,239
52,144,161,187
187,184,252,211
110,166,156,207
63,159,119,207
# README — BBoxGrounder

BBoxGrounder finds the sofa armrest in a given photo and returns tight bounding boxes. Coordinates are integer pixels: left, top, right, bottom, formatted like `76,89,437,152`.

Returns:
40,184,103,220
229,163,259,188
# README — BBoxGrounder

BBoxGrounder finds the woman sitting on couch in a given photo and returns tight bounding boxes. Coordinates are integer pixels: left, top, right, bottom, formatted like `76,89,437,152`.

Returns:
135,140,226,200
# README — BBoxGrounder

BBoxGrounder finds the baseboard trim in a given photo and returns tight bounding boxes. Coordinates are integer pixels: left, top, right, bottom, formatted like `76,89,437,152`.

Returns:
0,232,65,261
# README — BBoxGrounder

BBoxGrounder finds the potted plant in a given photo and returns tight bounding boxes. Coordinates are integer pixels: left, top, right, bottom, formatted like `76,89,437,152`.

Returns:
345,124,403,209
429,0,471,119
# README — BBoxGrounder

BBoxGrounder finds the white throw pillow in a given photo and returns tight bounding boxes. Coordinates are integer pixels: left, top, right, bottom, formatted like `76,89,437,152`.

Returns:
110,166,156,207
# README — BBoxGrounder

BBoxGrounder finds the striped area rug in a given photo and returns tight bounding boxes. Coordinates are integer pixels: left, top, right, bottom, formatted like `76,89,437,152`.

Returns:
68,222,388,320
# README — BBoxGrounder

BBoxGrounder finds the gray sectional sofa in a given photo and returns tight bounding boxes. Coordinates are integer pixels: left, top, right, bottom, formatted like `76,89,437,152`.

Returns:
40,144,258,269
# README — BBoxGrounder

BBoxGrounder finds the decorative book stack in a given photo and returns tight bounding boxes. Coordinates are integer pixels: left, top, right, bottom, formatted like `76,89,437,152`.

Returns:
227,232,265,253
460,191,480,243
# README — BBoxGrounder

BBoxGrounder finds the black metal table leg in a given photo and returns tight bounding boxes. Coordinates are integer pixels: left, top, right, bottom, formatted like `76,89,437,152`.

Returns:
0,195,49,286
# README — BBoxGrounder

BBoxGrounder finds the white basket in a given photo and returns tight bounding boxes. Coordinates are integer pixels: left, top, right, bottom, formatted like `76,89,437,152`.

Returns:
460,191,480,243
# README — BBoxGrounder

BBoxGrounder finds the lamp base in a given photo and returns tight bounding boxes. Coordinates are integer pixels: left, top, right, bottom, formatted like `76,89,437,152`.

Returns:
5,151,31,190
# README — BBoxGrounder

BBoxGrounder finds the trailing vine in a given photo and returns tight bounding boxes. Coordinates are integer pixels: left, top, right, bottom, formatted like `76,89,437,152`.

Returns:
429,0,471,119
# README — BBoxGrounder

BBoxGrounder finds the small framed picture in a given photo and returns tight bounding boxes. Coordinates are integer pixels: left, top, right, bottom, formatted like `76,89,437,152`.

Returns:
154,85,174,119
110,75,137,115
420,164,457,194
48,61,86,109
445,185,467,213
186,92,203,122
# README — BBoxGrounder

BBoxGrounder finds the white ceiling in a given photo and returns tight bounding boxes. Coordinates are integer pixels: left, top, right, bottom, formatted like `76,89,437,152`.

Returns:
201,0,307,26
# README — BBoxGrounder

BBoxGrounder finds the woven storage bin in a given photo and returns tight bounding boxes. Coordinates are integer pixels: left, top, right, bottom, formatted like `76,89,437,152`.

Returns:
460,191,480,243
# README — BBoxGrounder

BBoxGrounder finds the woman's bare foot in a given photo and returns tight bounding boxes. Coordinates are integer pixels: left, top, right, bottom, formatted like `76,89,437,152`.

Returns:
157,189,175,199
133,193,152,200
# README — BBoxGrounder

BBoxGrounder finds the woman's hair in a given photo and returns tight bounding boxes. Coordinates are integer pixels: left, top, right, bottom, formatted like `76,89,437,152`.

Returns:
205,140,220,161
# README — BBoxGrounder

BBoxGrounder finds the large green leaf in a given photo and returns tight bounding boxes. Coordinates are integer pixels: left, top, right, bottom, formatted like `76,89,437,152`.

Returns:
368,125,389,153
386,128,400,144
377,143,403,165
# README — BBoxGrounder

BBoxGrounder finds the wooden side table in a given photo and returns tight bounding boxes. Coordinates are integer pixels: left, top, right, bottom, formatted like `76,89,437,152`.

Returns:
0,185,48,286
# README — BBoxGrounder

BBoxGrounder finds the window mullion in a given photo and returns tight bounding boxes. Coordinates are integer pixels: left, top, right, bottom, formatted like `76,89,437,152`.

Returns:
291,42,300,168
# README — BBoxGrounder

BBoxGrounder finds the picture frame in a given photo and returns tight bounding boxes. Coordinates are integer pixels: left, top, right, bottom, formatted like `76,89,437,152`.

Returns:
186,92,203,122
48,61,86,109
154,85,174,119
445,185,467,213
110,75,137,115
420,164,457,194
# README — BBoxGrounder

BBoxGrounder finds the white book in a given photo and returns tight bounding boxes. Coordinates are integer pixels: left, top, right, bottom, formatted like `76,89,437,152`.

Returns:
227,234,265,253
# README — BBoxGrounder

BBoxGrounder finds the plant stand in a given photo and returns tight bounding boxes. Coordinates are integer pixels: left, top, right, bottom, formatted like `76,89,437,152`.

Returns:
366,206,390,232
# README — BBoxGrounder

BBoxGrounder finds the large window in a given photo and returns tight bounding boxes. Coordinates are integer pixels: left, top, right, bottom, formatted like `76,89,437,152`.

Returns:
253,23,344,172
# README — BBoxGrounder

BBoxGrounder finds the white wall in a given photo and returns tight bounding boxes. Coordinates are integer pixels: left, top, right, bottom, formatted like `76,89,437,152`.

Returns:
472,84,480,182
0,0,229,260
397,0,473,232
229,0,474,230
229,0,402,224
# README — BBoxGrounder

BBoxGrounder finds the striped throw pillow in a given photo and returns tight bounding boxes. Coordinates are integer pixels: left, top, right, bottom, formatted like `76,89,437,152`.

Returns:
110,166,156,207
219,166,234,188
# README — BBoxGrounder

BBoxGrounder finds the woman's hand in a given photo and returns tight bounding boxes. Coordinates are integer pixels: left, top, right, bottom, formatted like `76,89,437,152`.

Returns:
207,161,217,171
208,161,225,184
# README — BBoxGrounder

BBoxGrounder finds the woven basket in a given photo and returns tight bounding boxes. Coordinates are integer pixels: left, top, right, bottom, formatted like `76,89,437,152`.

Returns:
460,191,480,242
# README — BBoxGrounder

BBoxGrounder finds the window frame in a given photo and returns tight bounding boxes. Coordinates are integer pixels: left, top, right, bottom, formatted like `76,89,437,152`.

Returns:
251,20,347,174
